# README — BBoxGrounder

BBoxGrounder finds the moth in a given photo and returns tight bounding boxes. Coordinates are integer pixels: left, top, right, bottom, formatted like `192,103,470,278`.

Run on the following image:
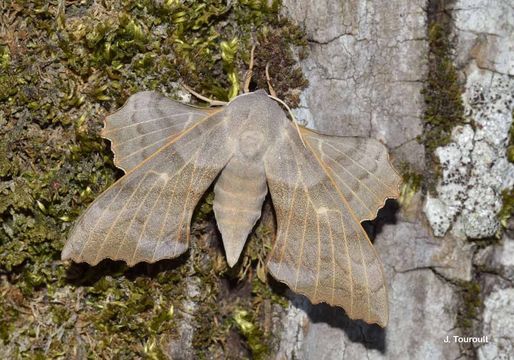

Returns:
62,87,401,327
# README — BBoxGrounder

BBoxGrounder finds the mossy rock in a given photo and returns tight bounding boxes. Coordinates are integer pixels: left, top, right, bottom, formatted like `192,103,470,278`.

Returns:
0,0,306,357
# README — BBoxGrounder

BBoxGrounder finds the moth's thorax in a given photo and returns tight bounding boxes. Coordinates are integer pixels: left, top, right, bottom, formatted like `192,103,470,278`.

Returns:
238,130,265,160
227,90,288,155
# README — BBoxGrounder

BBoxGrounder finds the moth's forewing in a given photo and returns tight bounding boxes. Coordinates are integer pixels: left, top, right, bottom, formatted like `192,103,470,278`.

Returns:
101,91,215,172
62,97,233,266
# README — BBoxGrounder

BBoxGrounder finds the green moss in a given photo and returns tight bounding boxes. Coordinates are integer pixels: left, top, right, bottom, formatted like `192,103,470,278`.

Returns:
421,22,465,153
420,19,465,189
1,0,301,357
507,113,514,163
398,163,423,207
498,188,514,229
497,113,514,229
233,308,269,359
190,205,286,358
456,280,482,330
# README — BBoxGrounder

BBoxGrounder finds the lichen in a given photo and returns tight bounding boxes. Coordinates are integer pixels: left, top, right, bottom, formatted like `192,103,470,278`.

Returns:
0,0,305,357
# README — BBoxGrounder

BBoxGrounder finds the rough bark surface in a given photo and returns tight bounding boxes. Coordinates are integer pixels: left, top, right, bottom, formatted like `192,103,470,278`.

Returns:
274,0,514,359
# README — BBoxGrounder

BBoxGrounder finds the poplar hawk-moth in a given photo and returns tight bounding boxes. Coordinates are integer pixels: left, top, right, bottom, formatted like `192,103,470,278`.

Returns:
62,89,401,327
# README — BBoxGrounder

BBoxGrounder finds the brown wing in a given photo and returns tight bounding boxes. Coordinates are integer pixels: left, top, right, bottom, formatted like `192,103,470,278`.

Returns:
264,124,400,327
62,102,235,266
101,91,215,172
300,127,401,222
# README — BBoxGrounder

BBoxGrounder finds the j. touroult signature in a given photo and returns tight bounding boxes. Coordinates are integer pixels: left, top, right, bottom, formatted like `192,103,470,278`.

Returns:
444,335,490,343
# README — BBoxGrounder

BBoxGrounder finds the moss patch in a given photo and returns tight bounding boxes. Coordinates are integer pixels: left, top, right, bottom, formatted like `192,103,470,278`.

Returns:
398,163,423,207
498,188,514,229
420,3,465,188
0,0,305,357
500,116,514,229
506,113,514,163
455,280,482,330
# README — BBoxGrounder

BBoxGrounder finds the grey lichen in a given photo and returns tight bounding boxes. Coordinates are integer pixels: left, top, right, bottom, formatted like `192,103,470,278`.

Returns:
424,69,514,239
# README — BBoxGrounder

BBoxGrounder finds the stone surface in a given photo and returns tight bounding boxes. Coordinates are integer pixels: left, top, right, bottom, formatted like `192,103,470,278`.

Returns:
452,0,514,76
478,287,514,360
273,252,462,360
424,0,514,239
283,0,427,169
276,1,466,359
276,0,513,359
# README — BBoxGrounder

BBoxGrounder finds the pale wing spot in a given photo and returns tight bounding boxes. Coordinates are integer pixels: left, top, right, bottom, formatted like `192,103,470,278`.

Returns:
146,171,170,182
316,206,329,214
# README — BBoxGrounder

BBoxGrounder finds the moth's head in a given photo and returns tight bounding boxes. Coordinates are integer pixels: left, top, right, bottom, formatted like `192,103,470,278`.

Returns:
230,88,269,101
229,89,283,110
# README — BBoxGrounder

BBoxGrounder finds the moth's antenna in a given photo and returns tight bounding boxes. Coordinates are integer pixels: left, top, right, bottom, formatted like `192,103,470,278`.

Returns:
180,82,228,106
265,63,277,98
268,95,307,148
243,45,256,94
266,63,306,148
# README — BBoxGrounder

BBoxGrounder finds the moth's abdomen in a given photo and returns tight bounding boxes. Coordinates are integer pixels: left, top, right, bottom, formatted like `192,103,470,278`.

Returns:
213,156,267,267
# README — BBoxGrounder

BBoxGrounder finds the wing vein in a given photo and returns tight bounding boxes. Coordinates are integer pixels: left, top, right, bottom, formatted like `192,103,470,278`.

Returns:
274,177,300,274
112,173,161,259
129,176,169,264
294,188,309,291
76,181,127,260
175,150,201,250
325,211,336,304
323,141,398,195
152,174,180,262
356,227,371,323
114,122,191,146
314,209,321,301
338,211,353,317
92,172,150,263
324,152,388,203
327,166,376,218
104,111,205,133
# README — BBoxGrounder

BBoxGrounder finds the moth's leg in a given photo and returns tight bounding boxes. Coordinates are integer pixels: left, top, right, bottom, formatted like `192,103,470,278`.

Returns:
265,63,277,98
180,83,228,106
243,45,256,93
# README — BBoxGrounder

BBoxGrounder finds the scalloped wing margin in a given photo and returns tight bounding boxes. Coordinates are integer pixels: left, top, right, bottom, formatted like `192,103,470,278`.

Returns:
62,104,233,266
101,91,216,172
265,124,400,327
